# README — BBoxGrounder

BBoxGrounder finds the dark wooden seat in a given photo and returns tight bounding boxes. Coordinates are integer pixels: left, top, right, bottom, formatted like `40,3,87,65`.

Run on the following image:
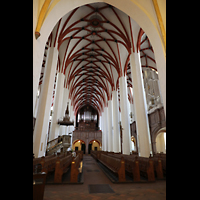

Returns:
151,156,164,179
54,154,72,183
33,172,47,200
91,150,97,160
123,156,140,182
137,157,155,181
91,150,101,161
40,154,58,173
99,151,155,182
33,157,42,173
153,153,166,176
75,150,83,160
33,153,66,174
70,153,81,183
98,153,126,182
103,153,140,182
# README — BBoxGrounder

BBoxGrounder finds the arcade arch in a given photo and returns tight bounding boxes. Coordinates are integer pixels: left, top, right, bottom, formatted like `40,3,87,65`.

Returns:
88,139,101,154
154,127,166,154
72,139,86,153
155,130,166,153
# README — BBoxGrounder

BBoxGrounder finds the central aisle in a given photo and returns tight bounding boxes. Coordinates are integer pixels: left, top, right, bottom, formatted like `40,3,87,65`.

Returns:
83,154,112,184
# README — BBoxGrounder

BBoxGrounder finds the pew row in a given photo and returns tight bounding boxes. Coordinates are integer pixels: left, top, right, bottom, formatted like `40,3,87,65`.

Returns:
91,150,164,182
153,153,166,177
101,153,140,182
137,157,155,181
40,154,65,174
70,154,81,183
54,155,72,183
98,153,126,182
75,150,83,160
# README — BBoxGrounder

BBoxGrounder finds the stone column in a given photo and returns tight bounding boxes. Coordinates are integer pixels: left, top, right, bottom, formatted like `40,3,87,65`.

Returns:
101,112,104,150
49,72,65,140
112,90,121,153
58,87,68,136
130,52,152,157
107,100,113,151
119,76,131,155
103,107,108,151
33,46,58,158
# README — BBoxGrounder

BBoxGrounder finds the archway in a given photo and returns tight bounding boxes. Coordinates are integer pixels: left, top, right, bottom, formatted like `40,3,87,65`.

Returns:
72,139,86,153
81,142,86,154
154,128,166,154
156,131,166,153
88,139,101,154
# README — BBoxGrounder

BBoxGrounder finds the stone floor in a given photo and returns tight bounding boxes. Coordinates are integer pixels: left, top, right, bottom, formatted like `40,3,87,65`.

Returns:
43,154,166,200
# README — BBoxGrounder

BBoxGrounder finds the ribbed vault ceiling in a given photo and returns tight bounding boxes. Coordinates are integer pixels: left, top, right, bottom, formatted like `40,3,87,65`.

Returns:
39,2,157,116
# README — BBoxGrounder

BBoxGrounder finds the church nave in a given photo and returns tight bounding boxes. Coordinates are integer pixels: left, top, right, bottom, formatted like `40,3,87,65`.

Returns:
33,1,166,199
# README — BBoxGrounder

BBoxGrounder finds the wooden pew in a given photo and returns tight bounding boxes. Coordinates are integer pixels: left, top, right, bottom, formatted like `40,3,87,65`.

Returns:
137,157,155,181
98,153,126,182
123,156,140,182
104,153,140,182
151,156,164,179
91,150,101,161
91,150,97,160
54,154,72,183
75,150,83,160
94,151,156,182
33,157,42,173
70,154,81,183
33,172,47,200
154,153,166,177
40,154,65,174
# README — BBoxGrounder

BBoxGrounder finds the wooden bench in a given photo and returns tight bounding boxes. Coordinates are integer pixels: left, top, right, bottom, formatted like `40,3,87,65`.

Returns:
154,153,166,176
40,154,65,174
123,156,140,182
91,150,102,161
95,151,157,182
98,153,126,182
75,150,83,160
33,172,47,200
70,154,81,183
137,157,155,181
40,155,57,173
151,156,164,179
33,157,42,173
104,153,140,182
91,150,97,160
54,154,72,183
33,154,56,173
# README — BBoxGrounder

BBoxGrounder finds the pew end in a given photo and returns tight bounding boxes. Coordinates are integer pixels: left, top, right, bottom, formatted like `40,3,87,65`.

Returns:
118,157,126,182
70,154,81,183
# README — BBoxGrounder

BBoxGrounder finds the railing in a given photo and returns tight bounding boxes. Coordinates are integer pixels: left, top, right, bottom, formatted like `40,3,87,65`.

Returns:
47,138,58,149
46,135,71,155
46,141,63,155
